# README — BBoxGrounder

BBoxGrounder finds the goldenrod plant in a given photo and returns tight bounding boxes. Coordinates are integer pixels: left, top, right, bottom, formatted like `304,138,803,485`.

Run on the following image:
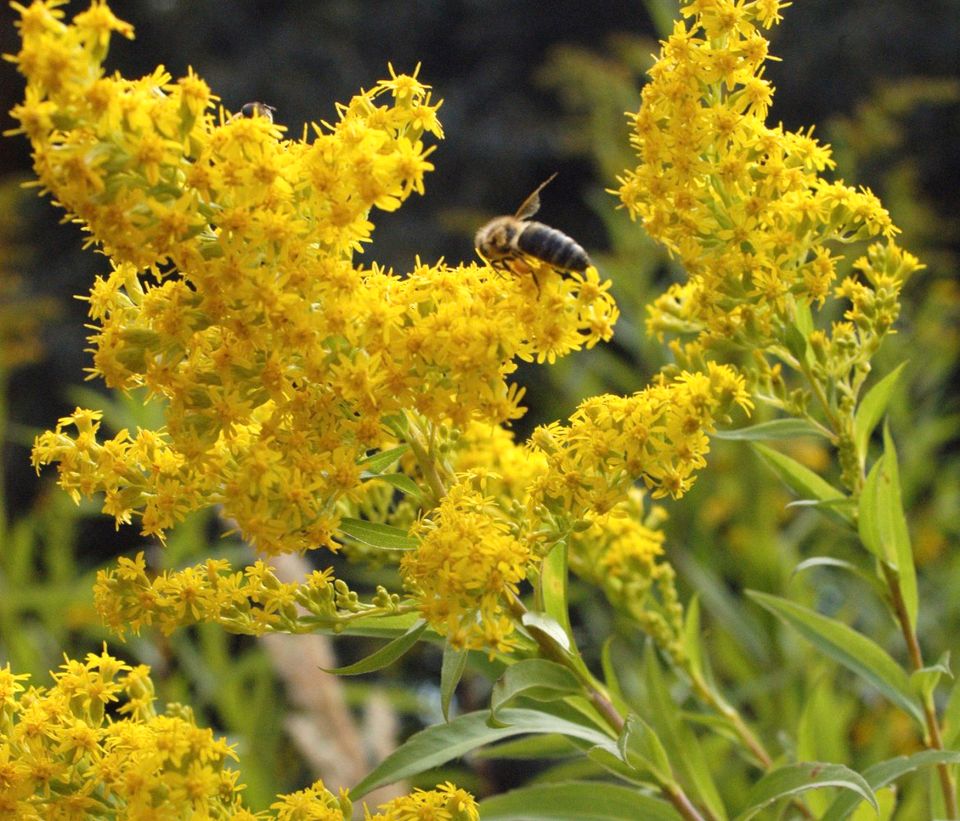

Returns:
5,0,959,818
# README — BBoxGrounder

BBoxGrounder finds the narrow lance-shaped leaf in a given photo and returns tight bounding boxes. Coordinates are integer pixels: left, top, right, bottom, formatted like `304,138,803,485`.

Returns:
853,363,907,468
362,472,423,499
320,619,427,676
791,556,889,603
357,445,409,473
713,419,827,441
821,750,960,821
752,443,853,526
735,762,877,821
885,426,917,627
857,427,916,627
351,708,618,798
619,713,673,783
338,517,418,550
540,541,574,640
490,659,581,722
521,611,572,653
440,641,468,721
909,652,952,703
683,593,705,682
747,591,923,726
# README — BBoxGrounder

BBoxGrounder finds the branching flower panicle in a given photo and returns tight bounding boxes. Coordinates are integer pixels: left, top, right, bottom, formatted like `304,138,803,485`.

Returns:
14,1,617,555
615,0,923,490
529,363,752,525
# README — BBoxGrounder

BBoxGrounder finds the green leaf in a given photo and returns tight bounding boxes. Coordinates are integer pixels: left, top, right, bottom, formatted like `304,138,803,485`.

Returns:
320,620,427,676
747,591,923,726
857,428,917,627
714,419,827,441
821,750,960,820
362,472,422,499
752,443,852,525
786,497,859,517
785,324,808,362
858,457,888,562
600,638,623,703
338,517,418,550
491,660,581,722
540,541,574,640
884,427,917,626
587,746,648,783
794,300,815,337
943,676,960,748
735,762,877,821
479,780,683,821
440,642,468,721
303,611,423,639
909,652,952,702
643,644,728,820
683,594,704,682
619,714,673,783
796,679,854,816
521,611,572,653
854,363,907,466
476,734,578,760
357,445,409,473
351,708,618,798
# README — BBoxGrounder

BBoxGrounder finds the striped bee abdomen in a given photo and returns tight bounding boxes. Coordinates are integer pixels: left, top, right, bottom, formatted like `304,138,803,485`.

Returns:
518,221,590,272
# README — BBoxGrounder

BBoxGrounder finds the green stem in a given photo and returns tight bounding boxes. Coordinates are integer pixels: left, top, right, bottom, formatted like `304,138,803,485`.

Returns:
404,413,448,506
506,593,715,821
689,671,770,768
882,564,958,818
506,594,624,734
662,783,709,821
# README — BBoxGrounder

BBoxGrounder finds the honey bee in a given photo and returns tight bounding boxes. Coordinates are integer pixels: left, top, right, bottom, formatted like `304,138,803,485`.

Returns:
474,173,590,275
231,102,276,122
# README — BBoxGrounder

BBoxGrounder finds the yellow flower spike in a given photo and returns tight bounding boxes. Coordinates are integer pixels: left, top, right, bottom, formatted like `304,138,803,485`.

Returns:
366,781,479,821
401,483,533,653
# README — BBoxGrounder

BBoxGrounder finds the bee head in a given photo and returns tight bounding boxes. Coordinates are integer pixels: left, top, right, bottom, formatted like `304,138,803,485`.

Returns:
475,217,518,260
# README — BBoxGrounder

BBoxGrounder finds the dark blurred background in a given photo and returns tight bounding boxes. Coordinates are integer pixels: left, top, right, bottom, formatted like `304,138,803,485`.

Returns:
0,0,958,810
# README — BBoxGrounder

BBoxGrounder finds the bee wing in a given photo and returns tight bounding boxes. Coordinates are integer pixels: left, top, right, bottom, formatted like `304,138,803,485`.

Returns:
514,172,558,220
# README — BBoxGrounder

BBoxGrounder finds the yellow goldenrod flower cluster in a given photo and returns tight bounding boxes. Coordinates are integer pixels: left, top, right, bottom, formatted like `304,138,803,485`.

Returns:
569,493,687,664
270,780,352,821
529,363,752,521
616,0,917,377
0,649,250,818
92,552,402,638
13,1,617,554
403,481,532,652
270,778,479,821
448,419,548,508
0,651,476,819
365,782,479,821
